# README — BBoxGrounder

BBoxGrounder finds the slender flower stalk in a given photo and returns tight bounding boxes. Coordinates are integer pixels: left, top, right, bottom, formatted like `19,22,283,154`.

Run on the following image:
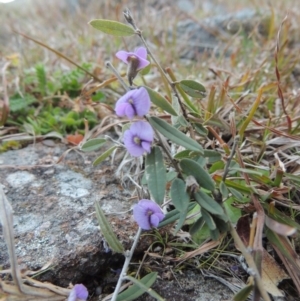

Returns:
110,227,142,301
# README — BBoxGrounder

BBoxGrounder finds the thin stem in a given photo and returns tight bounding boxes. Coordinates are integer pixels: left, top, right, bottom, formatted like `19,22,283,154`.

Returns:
105,61,130,92
110,227,142,301
123,10,196,138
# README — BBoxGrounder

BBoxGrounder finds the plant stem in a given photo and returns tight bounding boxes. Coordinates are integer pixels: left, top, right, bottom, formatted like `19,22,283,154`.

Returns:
105,61,130,92
110,227,142,301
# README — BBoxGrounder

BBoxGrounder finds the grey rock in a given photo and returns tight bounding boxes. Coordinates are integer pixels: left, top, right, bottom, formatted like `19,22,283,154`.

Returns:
175,9,269,60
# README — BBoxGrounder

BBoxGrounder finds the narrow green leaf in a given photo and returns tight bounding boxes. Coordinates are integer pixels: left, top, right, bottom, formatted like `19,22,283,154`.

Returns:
174,210,188,233
201,208,216,230
233,282,254,301
179,80,206,98
174,150,202,160
219,182,229,198
166,171,177,182
144,86,178,116
228,187,243,200
193,123,208,136
192,221,211,244
203,149,221,163
190,216,205,236
180,158,215,191
116,272,158,301
145,147,166,205
224,197,242,223
194,191,224,215
194,190,224,215
93,146,117,166
210,227,221,240
170,178,190,212
149,117,203,153
158,202,196,228
95,201,124,253
171,178,190,233
81,138,106,152
89,19,135,36
209,161,225,173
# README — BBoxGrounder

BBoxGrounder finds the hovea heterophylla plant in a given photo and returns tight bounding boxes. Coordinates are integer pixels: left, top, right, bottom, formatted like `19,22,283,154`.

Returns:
84,8,296,301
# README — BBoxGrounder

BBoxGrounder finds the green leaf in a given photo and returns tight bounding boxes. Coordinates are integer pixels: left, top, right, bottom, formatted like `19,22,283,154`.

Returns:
9,94,36,112
144,86,178,116
219,181,229,198
201,208,216,230
175,210,188,233
116,273,158,301
158,202,197,228
233,281,254,301
193,123,208,136
191,221,211,244
179,80,206,98
170,178,190,212
224,197,242,223
210,227,221,240
194,190,224,215
89,19,135,36
174,150,202,160
203,150,221,164
145,147,166,205
93,146,117,166
190,216,205,236
171,178,190,233
228,187,243,200
180,158,215,191
80,138,106,152
95,201,124,253
149,117,203,153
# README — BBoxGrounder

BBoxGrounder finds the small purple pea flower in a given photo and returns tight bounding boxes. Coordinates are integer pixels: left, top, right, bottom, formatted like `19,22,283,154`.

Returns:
116,47,150,85
68,284,88,301
133,199,165,230
115,87,150,119
124,121,154,157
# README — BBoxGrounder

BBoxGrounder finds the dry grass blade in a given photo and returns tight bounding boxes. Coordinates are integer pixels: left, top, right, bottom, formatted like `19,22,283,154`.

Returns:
13,30,102,83
0,185,23,294
173,239,222,262
274,14,291,133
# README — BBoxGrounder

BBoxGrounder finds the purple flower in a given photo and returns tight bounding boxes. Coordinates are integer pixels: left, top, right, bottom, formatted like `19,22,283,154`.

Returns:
124,121,154,157
68,284,88,301
116,47,149,70
115,87,151,119
133,199,165,230
116,47,150,85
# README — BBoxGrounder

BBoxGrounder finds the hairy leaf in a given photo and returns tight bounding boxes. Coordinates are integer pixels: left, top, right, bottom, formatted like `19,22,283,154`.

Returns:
180,158,215,191
149,117,203,153
95,201,124,253
145,147,166,205
144,86,178,116
89,19,135,36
